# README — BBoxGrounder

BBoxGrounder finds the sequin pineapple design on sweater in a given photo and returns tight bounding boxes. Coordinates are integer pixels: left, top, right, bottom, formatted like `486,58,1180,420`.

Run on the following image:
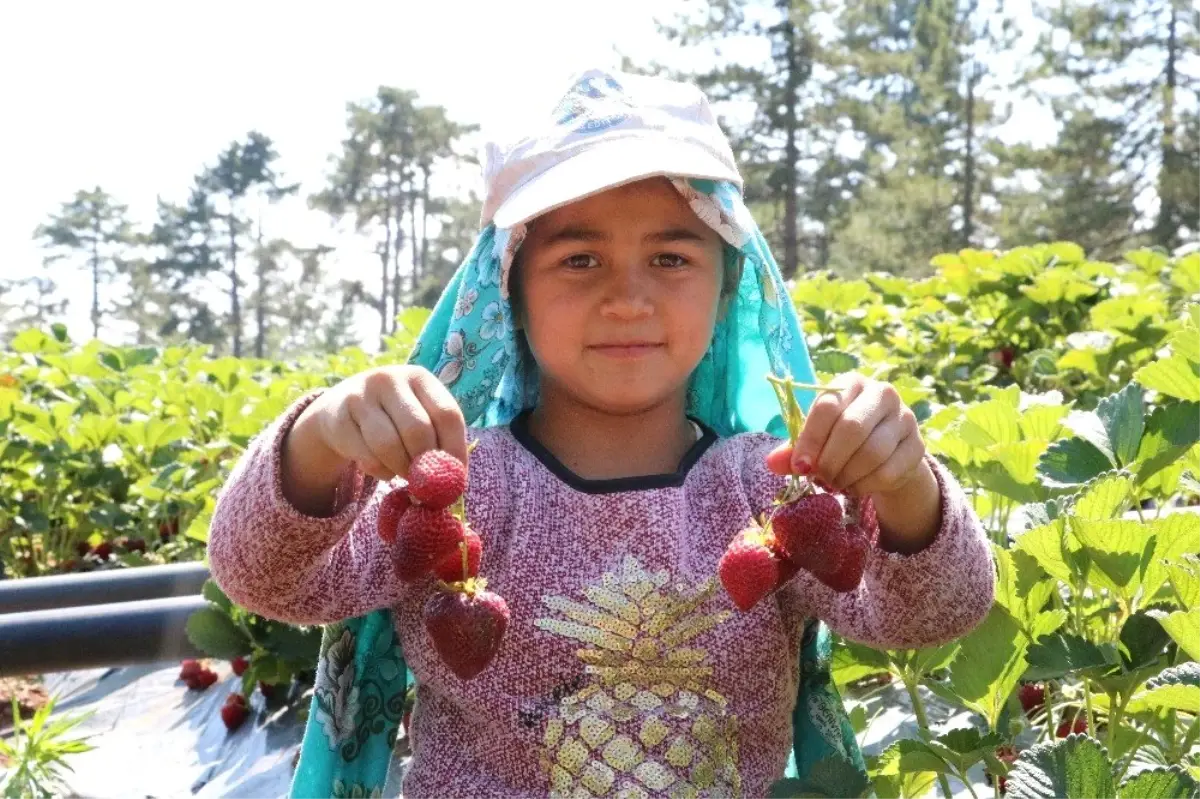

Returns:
207,391,996,799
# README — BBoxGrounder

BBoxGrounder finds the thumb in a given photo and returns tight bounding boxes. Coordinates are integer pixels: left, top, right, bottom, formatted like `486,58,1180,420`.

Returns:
765,442,795,475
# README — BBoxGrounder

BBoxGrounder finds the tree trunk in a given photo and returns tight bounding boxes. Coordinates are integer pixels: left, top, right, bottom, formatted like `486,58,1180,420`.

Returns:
420,167,431,282
254,216,266,359
962,65,977,247
410,183,420,305
1153,2,1179,248
381,213,393,345
782,12,800,279
391,189,406,334
227,214,242,358
91,215,101,340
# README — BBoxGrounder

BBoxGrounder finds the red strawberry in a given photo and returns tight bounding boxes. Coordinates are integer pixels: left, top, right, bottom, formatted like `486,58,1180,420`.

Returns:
718,527,781,611
377,487,412,544
125,538,147,553
92,540,113,561
991,745,1017,794
75,541,91,558
231,656,249,677
774,555,801,590
813,530,870,592
259,681,276,700
408,450,468,508
1056,715,1087,737
393,506,466,582
180,659,203,681
432,530,482,583
771,492,845,566
423,580,510,680
1018,683,1045,716
186,668,219,691
220,694,249,731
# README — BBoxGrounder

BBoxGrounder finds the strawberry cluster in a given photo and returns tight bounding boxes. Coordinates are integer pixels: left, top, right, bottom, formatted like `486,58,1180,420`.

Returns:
378,448,509,680
718,374,881,612
719,484,879,611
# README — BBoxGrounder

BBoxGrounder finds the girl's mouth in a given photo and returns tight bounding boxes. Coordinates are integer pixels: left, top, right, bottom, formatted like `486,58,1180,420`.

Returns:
588,342,665,359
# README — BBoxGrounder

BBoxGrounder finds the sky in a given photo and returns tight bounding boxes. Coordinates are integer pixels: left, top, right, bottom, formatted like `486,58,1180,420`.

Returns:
1,0,1047,346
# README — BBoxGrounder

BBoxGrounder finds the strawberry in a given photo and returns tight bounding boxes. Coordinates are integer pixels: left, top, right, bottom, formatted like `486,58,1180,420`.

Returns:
408,450,468,508
812,530,870,592
220,693,249,731
92,540,113,561
230,656,249,677
990,745,1018,794
75,541,91,558
259,681,276,700
377,487,412,544
432,530,482,583
423,579,509,680
719,527,781,611
1056,715,1087,737
771,492,845,566
180,659,204,681
125,538,147,553
186,667,219,691
1018,682,1045,716
774,555,801,590
393,506,466,582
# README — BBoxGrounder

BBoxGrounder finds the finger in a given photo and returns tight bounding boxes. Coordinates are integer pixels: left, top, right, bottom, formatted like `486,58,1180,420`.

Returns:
346,399,411,479
410,371,469,464
332,403,396,482
378,385,438,475
766,442,793,475
792,375,865,473
847,430,926,497
834,416,903,490
815,383,901,484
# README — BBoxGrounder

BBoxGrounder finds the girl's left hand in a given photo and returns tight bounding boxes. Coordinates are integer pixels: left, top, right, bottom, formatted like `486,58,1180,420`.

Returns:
765,374,929,500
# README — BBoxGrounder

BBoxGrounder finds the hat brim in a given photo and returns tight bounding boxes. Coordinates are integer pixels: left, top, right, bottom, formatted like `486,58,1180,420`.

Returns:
490,137,742,230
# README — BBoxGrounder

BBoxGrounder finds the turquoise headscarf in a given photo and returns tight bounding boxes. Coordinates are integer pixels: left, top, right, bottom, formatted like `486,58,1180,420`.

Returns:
288,179,869,799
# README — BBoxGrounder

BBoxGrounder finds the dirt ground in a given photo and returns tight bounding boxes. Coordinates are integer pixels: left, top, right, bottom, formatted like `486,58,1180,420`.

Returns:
0,675,50,732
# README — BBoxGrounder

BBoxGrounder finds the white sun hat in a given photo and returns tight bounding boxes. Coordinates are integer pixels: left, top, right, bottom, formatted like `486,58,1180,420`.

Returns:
480,68,743,230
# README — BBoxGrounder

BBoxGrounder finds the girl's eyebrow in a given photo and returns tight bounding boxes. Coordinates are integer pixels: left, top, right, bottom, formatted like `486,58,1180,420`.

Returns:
541,224,710,246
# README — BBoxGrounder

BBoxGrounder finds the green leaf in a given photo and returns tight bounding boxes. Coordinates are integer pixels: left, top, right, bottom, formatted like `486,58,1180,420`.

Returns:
812,349,860,375
994,546,1055,627
1006,735,1116,799
1126,249,1169,273
1126,663,1200,714
1024,632,1120,681
1118,612,1170,670
1134,356,1200,401
1135,402,1200,485
961,399,1023,447
1118,766,1200,799
1039,438,1116,488
1171,253,1200,294
1016,520,1076,585
1167,558,1200,609
948,606,1030,730
51,322,70,342
927,727,1004,773
185,607,251,659
1095,385,1145,467
1156,608,1200,661
1071,472,1134,520
1021,404,1069,441
775,754,871,798
201,579,232,613
1143,516,1200,600
1167,330,1200,364
1070,519,1151,594
262,622,322,665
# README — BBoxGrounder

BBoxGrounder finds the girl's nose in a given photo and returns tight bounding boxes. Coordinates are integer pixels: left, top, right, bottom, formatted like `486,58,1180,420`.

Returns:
599,265,653,319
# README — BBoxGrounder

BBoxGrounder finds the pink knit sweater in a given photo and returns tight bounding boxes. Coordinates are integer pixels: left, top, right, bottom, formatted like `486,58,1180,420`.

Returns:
207,391,994,799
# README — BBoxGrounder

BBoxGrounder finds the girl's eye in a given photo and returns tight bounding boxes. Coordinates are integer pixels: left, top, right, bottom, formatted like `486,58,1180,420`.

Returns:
563,254,599,270
653,253,689,269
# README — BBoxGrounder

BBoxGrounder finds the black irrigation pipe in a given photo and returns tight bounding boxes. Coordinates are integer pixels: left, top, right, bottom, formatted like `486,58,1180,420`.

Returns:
0,562,211,614
0,595,209,677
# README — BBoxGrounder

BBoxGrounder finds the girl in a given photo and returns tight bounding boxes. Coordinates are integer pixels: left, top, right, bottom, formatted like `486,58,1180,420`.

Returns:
208,69,995,799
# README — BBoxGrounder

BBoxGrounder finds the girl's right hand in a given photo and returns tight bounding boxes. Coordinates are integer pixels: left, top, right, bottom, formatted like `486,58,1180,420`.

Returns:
289,366,467,486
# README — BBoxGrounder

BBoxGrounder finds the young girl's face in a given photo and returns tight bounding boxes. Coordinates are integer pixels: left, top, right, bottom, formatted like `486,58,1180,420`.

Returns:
515,177,726,416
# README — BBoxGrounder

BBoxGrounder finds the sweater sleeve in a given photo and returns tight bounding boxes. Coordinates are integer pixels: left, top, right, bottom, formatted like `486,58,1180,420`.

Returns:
742,436,996,650
205,390,403,626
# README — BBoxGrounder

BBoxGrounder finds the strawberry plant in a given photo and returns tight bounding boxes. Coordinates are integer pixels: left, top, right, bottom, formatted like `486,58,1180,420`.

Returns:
0,694,96,799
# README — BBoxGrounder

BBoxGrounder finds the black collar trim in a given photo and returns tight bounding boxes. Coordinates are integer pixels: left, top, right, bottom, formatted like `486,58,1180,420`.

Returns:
509,410,719,495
